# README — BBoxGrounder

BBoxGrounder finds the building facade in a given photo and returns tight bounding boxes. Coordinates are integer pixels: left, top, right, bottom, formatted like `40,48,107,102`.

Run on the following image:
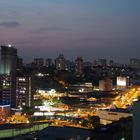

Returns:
117,76,129,90
99,79,113,91
75,57,84,75
16,77,32,108
33,58,44,68
130,58,140,69
97,59,107,67
45,58,53,67
0,45,17,107
0,75,11,105
55,54,66,70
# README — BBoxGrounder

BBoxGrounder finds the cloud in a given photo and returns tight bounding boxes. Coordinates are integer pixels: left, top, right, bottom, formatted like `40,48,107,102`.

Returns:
30,27,68,33
0,21,20,28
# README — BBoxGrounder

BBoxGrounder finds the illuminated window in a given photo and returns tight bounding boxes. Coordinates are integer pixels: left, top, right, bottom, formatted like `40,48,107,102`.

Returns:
18,78,26,81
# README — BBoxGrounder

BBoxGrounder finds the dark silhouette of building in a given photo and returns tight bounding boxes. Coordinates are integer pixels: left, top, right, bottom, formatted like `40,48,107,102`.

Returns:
17,58,23,69
75,57,84,75
55,54,66,70
45,58,53,67
33,58,44,68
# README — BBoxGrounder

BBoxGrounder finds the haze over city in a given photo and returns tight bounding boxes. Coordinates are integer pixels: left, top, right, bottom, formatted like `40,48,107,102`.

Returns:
0,0,140,63
1,1,140,139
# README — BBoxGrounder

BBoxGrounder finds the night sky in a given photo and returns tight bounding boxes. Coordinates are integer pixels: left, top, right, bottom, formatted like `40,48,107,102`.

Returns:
0,0,140,63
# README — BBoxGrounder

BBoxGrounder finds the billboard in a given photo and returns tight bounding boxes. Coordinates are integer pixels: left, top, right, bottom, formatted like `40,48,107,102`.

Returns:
117,77,129,87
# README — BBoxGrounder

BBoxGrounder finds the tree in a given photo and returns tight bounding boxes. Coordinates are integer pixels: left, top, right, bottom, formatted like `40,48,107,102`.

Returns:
34,99,44,106
21,106,34,116
87,115,100,128
81,119,89,127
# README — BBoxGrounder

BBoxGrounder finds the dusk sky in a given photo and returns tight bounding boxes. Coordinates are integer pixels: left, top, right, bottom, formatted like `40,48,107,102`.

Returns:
0,0,140,63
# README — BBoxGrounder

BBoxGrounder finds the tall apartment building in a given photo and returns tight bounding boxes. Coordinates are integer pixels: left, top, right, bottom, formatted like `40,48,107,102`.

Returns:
55,54,66,70
0,75,11,105
0,45,17,107
130,58,140,69
17,58,23,69
0,45,17,75
45,58,53,67
33,58,44,68
75,57,84,75
16,77,32,108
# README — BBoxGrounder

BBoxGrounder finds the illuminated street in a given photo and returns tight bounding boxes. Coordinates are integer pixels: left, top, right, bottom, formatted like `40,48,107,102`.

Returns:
3,87,137,131
0,0,140,139
112,88,140,109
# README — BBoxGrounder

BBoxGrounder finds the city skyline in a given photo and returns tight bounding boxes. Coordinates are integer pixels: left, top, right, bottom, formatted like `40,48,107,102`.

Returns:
0,0,140,63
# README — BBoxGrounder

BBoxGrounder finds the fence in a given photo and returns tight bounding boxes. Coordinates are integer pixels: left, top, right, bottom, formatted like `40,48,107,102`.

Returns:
0,123,48,139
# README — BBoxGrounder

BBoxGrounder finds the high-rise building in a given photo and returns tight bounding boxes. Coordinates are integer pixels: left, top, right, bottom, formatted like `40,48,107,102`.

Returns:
0,45,17,75
97,59,107,67
45,58,53,67
0,75,11,105
16,77,32,108
109,60,114,66
33,58,44,68
99,78,113,91
0,45,17,107
75,57,84,75
65,60,73,71
130,58,140,69
55,54,66,70
17,58,23,69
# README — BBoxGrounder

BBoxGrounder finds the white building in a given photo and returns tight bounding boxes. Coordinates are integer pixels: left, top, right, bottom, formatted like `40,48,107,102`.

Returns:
96,109,132,121
117,76,129,90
